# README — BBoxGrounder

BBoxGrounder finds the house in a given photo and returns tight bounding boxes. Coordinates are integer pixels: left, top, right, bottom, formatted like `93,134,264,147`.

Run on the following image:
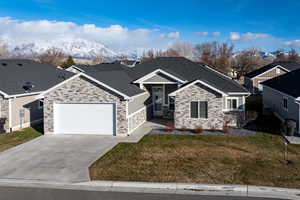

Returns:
0,59,74,133
39,57,249,136
262,69,300,134
244,62,300,93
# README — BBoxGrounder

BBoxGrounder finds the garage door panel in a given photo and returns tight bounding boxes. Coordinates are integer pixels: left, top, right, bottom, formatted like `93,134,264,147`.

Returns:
54,103,116,135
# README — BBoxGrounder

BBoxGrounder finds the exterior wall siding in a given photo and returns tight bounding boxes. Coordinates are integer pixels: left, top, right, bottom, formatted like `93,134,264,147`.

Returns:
263,86,299,124
44,76,128,135
128,92,150,115
0,95,9,133
174,84,224,130
128,107,146,133
10,95,43,129
250,67,287,93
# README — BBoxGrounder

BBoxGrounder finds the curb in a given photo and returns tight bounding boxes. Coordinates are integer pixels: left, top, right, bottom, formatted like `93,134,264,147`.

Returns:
75,181,300,199
0,179,299,199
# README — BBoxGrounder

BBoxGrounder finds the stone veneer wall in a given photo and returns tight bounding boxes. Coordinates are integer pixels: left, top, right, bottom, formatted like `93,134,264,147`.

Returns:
128,107,146,133
44,76,128,135
0,95,9,132
174,84,224,130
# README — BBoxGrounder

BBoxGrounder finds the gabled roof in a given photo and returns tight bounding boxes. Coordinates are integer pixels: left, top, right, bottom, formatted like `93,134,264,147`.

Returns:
0,59,74,96
169,79,228,96
245,62,300,78
127,57,248,93
74,63,145,97
72,57,248,96
262,68,300,98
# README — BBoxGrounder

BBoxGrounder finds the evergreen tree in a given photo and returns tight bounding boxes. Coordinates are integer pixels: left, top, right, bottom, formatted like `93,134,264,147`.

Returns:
62,56,75,68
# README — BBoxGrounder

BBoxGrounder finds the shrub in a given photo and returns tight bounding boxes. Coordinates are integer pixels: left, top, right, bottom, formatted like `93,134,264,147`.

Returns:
193,126,203,134
165,122,175,132
223,124,230,134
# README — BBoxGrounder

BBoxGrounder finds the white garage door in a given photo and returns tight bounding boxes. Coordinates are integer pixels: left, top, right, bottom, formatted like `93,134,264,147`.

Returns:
54,103,116,135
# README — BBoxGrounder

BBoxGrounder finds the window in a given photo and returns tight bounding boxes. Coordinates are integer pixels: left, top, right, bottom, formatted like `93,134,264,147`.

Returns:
227,98,238,110
169,97,175,110
276,68,281,74
38,100,44,109
283,97,288,110
190,101,208,119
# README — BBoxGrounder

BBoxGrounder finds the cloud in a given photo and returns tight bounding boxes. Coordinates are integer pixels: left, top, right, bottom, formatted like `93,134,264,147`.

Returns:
229,32,269,42
283,40,300,47
0,17,176,54
195,31,220,37
212,31,221,37
196,32,208,36
160,31,180,39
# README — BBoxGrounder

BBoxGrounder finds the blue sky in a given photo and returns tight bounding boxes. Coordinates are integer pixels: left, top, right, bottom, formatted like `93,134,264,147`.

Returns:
0,0,300,52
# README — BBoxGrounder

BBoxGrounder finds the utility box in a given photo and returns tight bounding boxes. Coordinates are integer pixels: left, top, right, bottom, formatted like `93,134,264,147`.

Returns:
286,119,297,136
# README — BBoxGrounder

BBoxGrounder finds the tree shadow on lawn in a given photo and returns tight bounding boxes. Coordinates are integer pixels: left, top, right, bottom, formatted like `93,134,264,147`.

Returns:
243,114,282,136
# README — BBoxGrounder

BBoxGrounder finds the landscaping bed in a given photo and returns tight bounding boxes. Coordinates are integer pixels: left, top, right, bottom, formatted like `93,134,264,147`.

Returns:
90,133,300,189
0,125,43,152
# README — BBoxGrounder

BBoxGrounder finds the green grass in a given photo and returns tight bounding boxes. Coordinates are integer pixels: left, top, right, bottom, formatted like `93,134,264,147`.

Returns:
90,134,300,189
0,124,43,152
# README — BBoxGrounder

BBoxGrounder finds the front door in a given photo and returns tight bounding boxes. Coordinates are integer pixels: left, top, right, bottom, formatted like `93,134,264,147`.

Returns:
152,86,163,117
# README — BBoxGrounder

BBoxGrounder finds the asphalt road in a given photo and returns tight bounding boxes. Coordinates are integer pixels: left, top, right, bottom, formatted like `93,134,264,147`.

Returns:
0,186,284,200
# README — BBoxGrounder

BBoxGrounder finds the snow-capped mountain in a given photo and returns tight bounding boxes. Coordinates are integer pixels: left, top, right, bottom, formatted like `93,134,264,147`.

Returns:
2,38,118,59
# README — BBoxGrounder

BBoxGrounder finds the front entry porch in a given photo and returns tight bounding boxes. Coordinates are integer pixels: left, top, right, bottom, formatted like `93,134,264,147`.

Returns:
144,84,177,120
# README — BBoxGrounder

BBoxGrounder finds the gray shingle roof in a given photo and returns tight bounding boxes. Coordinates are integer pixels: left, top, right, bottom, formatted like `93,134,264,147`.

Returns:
76,63,145,97
0,59,74,96
126,57,248,93
245,62,300,78
262,68,300,98
75,57,248,96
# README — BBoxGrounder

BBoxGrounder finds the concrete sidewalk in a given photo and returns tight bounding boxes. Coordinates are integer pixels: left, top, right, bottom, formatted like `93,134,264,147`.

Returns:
0,179,298,199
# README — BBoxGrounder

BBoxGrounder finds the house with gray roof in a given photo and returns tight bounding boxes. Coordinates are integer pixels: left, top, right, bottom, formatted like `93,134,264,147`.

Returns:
244,61,300,93
262,68,300,134
42,57,249,136
0,59,74,133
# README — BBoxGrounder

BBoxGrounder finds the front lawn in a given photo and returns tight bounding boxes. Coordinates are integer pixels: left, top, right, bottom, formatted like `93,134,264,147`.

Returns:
0,125,43,152
90,134,300,189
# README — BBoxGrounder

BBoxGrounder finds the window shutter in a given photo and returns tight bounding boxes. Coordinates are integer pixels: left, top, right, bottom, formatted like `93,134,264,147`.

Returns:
199,101,208,118
190,102,199,118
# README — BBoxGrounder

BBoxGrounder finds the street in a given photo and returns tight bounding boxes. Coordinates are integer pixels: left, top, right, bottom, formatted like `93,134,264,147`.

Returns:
0,186,284,200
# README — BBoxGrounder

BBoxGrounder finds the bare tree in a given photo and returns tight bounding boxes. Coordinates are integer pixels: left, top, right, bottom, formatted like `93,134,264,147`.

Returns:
287,49,300,63
233,48,268,79
274,49,288,62
38,48,66,66
0,43,9,59
92,54,106,65
195,41,234,73
141,49,156,62
168,42,194,58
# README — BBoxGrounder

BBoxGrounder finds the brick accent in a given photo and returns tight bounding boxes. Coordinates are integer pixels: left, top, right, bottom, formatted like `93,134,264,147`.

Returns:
0,95,9,133
44,76,128,135
128,107,146,133
174,83,224,130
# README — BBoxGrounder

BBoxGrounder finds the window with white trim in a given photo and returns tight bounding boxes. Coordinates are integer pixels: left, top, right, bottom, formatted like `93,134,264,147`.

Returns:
276,68,281,74
226,97,238,110
169,97,175,110
190,101,208,119
38,100,44,109
283,97,288,110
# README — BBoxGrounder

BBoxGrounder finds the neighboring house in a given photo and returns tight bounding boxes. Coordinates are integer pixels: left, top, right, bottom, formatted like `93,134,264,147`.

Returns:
262,69,300,134
40,57,249,136
244,62,300,93
0,59,74,133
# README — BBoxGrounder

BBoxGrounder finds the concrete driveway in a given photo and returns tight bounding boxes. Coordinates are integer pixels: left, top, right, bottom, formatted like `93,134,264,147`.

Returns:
0,135,125,183
0,121,160,183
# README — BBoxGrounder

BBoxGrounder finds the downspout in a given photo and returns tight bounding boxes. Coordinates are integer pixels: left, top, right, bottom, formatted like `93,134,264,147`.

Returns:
8,98,12,132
